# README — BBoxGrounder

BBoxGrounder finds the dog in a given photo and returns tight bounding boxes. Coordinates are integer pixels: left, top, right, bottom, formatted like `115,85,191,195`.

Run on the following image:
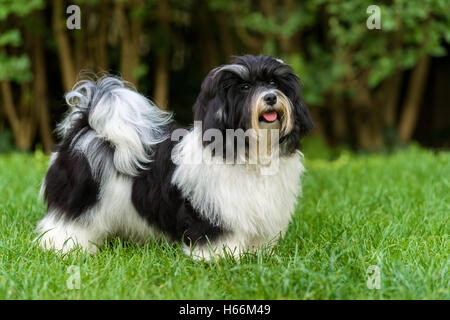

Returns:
36,55,314,260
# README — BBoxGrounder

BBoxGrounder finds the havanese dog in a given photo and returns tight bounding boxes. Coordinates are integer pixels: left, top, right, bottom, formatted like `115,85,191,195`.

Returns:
36,55,314,260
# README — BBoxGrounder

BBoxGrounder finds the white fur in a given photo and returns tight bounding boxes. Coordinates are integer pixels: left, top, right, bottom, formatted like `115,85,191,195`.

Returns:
38,152,59,200
63,76,172,176
183,232,281,261
213,64,249,79
172,130,305,259
36,173,159,253
71,130,115,183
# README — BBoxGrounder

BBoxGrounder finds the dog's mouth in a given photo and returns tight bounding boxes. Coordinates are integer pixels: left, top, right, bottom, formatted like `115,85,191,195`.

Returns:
259,111,278,123
251,90,293,136
258,111,281,130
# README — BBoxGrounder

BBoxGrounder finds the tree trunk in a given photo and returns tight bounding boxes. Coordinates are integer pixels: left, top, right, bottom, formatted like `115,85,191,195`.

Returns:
279,0,296,54
352,108,383,149
1,80,37,150
381,71,403,127
196,0,220,73
97,0,109,71
330,104,347,144
52,0,76,92
259,0,275,53
398,55,431,143
153,0,170,109
234,21,263,55
33,26,54,153
18,83,37,149
1,80,20,140
73,2,86,70
116,0,143,84
351,87,384,149
216,12,234,61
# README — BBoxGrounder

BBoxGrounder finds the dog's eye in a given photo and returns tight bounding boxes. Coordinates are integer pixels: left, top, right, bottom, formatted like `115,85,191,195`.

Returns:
269,80,276,86
241,83,250,91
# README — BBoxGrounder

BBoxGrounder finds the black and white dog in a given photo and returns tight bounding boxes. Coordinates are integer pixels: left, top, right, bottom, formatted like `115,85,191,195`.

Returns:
36,55,314,259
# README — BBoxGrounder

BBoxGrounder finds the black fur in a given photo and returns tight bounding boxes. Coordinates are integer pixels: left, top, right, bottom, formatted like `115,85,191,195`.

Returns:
44,115,100,219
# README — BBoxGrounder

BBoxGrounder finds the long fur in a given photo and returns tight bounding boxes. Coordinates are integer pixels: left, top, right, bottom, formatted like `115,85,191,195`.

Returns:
36,55,314,260
61,76,172,176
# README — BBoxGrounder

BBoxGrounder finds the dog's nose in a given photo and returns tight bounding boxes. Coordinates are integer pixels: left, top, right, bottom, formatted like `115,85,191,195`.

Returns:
264,93,277,106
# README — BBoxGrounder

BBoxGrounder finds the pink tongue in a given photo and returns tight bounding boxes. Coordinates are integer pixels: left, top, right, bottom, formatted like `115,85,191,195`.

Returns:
262,111,277,122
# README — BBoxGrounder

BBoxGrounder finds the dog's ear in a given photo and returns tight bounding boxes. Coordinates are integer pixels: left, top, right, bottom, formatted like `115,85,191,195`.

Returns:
193,68,225,130
293,94,314,139
193,64,248,130
270,60,315,139
277,67,315,140
281,87,314,152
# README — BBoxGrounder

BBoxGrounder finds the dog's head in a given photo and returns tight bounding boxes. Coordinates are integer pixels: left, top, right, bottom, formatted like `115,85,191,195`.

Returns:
193,55,314,155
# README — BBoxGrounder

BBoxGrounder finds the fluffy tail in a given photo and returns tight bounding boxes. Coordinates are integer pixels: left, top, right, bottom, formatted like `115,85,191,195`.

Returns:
58,74,173,176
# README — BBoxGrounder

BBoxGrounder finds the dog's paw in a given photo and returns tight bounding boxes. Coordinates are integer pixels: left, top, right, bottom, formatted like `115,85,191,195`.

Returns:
35,214,101,254
183,242,242,261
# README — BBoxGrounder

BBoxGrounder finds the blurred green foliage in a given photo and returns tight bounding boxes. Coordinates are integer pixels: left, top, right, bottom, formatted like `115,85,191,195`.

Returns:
0,0,43,82
0,0,449,152
211,0,450,105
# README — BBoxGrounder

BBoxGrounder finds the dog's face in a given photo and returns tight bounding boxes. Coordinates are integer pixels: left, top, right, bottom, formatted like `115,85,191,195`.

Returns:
194,55,314,155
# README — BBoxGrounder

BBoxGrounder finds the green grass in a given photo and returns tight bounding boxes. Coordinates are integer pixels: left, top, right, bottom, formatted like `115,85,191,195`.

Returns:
0,146,448,299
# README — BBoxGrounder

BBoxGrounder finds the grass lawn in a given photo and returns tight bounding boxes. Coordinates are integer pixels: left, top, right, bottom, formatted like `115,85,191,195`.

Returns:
0,146,448,299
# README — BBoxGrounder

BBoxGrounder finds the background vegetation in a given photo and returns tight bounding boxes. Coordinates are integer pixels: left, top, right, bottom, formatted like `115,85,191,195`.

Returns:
0,0,449,154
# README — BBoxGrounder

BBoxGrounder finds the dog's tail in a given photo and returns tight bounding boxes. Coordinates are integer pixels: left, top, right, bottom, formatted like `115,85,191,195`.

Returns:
58,74,173,176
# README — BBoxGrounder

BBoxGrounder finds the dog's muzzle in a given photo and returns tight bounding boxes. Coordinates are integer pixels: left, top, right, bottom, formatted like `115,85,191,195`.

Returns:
251,89,293,136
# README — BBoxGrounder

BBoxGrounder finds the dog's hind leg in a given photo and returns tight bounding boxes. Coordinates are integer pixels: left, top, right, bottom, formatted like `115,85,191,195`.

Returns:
36,149,106,253
36,211,105,254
